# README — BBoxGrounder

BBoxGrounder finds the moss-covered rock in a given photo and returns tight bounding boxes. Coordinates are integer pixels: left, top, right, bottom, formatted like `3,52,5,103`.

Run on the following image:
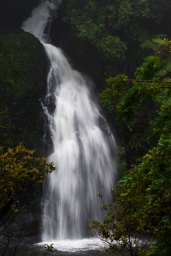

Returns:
0,32,48,153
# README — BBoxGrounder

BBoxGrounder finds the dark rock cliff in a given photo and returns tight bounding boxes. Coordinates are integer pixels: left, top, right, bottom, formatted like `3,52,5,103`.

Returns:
0,0,49,155
0,0,49,241
0,0,39,34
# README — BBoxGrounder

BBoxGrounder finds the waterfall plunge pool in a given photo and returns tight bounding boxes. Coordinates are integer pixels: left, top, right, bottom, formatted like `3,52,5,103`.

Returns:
5,238,119,256
38,238,107,252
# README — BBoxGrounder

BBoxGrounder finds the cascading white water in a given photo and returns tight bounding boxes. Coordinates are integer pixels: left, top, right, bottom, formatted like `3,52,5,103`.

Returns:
22,1,117,242
41,45,117,240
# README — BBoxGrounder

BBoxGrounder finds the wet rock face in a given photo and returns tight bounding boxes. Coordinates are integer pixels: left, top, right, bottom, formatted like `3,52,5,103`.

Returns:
0,32,49,154
0,1,51,155
0,0,39,33
0,0,49,243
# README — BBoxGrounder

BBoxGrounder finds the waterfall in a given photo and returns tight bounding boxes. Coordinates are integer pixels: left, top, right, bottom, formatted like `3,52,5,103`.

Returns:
22,1,117,242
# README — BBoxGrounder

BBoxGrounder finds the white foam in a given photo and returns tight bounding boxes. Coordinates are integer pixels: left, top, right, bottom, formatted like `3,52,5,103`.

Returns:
38,238,106,252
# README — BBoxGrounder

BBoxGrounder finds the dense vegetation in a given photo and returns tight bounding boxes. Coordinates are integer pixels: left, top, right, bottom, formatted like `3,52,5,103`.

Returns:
90,41,171,255
53,0,171,85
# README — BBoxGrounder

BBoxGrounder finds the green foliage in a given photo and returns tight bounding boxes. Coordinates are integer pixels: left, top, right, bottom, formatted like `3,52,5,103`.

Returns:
0,144,55,215
100,49,171,166
91,138,171,254
0,144,55,255
63,0,127,60
100,74,128,112
63,4,127,61
141,36,171,75
61,0,171,80
92,43,171,255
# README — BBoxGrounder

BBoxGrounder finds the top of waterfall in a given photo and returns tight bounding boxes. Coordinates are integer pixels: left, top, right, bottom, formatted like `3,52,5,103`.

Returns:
21,1,60,42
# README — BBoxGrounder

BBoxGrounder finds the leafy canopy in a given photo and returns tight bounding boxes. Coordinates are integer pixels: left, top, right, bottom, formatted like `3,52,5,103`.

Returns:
92,42,171,256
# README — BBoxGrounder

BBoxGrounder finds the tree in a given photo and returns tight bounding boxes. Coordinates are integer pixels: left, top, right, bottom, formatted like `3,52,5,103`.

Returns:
0,144,55,255
91,43,171,255
100,52,170,168
58,0,171,82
